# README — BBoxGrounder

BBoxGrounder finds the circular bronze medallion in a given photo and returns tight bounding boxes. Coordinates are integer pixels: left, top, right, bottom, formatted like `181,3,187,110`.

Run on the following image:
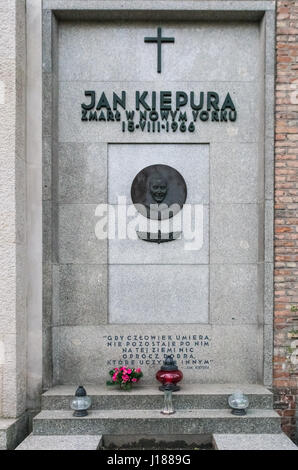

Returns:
131,164,187,220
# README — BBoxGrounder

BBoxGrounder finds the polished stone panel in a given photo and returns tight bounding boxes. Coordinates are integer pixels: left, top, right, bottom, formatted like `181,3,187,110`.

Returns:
58,81,260,144
58,204,107,264
58,143,107,203
210,142,259,204
108,205,209,265
44,11,274,389
210,204,260,264
52,324,260,384
210,264,259,324
109,265,209,324
53,264,107,326
58,22,259,83
108,143,209,205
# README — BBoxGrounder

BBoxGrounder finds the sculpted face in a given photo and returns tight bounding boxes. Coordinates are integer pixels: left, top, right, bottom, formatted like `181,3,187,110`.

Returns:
131,164,187,220
149,176,168,203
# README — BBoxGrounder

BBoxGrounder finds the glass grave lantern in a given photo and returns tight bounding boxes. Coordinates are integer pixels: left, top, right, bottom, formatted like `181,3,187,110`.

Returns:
70,385,92,417
156,355,183,391
228,391,249,416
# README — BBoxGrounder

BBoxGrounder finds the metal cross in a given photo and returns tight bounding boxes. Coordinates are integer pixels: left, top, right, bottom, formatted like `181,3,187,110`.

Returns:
144,27,175,73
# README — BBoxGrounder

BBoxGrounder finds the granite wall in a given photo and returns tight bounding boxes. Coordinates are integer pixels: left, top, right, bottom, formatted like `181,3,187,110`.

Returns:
42,2,275,387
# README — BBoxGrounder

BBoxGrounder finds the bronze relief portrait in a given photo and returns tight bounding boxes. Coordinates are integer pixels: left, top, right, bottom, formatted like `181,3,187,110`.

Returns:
131,164,187,220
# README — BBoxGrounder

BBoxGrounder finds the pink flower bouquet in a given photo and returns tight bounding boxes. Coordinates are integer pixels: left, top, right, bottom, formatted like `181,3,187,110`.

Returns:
106,366,143,390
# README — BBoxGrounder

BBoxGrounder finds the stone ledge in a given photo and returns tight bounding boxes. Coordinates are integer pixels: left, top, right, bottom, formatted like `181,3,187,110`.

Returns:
41,384,273,410
0,414,28,450
43,383,273,396
213,433,298,450
33,409,281,435
42,1,275,22
43,0,276,12
16,433,102,450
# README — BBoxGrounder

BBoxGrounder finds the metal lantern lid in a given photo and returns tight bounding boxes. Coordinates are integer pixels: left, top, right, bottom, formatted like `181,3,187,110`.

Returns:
161,355,178,371
75,385,87,397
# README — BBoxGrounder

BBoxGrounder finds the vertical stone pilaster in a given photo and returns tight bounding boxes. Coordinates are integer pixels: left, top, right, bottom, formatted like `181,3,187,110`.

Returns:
0,0,27,419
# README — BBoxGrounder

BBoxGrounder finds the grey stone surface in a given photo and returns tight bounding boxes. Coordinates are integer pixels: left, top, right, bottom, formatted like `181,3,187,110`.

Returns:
108,205,209,265
265,137,274,201
42,9,53,74
0,0,276,433
50,10,269,22
43,72,52,138
0,419,16,450
43,136,52,201
58,22,259,83
258,202,265,263
265,73,275,139
0,0,28,419
43,0,276,14
265,74,275,139
26,10,44,406
43,325,53,390
58,204,107,264
265,200,274,262
59,81,260,145
108,143,209,205
41,384,273,411
52,324,260,384
43,201,52,264
53,264,107,326
211,325,260,383
43,262,52,329
39,3,276,391
0,414,29,450
51,202,59,264
210,204,260,264
15,157,26,245
32,408,281,436
263,323,273,387
210,143,260,204
213,433,297,450
265,10,276,76
109,265,209,324
210,264,259,324
16,433,102,450
264,262,273,325
58,143,107,203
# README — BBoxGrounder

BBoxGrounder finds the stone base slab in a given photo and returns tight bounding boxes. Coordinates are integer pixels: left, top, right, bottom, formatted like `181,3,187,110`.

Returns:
41,384,273,410
16,433,102,450
33,409,281,436
0,413,28,450
213,433,297,450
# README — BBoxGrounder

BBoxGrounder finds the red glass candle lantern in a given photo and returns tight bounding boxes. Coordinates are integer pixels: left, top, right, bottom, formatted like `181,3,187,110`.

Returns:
156,355,183,391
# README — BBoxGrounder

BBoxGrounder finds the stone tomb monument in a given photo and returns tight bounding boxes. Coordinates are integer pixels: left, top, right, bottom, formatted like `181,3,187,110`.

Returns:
42,1,275,391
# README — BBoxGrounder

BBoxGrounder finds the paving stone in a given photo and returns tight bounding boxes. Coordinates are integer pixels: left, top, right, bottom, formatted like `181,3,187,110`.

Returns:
213,433,298,450
16,433,102,450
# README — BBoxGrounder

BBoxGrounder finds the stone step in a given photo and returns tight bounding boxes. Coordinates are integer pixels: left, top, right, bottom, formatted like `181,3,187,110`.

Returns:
213,433,298,450
41,384,273,410
33,409,281,436
16,433,102,450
